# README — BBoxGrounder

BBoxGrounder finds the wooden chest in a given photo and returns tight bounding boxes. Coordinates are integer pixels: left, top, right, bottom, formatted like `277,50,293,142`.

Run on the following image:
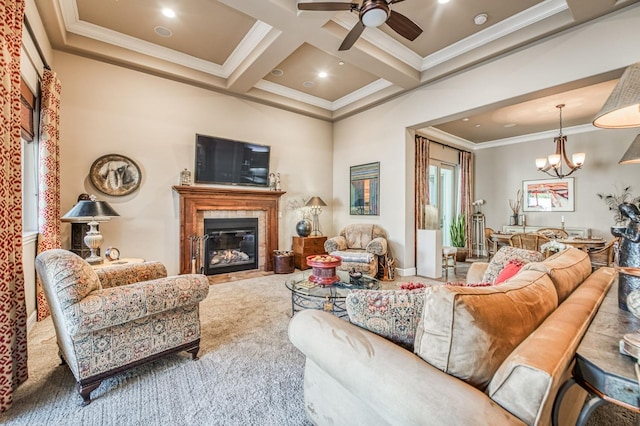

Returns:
292,236,327,270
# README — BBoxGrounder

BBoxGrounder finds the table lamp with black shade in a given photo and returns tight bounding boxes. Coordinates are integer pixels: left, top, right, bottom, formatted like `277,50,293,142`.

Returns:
62,199,120,264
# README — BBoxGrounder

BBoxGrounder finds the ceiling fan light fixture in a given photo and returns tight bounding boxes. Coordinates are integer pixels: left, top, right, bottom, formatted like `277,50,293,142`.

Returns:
360,2,389,27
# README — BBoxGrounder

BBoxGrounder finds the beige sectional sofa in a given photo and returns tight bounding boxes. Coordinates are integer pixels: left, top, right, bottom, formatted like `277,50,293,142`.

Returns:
288,247,616,425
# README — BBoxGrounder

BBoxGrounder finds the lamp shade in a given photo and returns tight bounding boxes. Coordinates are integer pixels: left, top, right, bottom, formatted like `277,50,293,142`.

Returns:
593,62,640,128
619,134,640,164
305,196,327,207
62,200,120,219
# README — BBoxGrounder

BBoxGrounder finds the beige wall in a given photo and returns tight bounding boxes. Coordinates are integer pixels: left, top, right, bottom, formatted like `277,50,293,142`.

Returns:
54,51,333,275
475,128,640,239
333,5,640,274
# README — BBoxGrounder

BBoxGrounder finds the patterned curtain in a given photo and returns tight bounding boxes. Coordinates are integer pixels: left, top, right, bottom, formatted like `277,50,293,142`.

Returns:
459,150,473,251
36,69,62,321
0,0,28,413
414,135,430,229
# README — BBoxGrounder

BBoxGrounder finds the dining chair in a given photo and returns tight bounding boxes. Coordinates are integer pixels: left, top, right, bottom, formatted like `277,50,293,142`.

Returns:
587,237,619,269
484,227,495,259
508,232,550,252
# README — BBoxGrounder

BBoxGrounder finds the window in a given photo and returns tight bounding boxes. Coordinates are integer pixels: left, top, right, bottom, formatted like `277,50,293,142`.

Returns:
20,77,39,233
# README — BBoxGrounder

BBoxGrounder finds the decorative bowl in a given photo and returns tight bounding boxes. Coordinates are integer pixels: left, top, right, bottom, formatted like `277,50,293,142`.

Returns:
306,255,342,285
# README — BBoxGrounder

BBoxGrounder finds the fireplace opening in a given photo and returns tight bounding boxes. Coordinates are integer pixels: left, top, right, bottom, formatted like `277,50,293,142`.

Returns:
204,218,258,275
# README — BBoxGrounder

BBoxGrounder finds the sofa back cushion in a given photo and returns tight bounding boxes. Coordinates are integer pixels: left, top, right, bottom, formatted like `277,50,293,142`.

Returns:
414,270,558,390
481,246,544,284
522,247,591,303
341,223,386,249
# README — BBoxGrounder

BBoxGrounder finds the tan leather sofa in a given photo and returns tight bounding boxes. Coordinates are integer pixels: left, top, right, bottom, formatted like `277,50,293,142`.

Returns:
289,248,616,425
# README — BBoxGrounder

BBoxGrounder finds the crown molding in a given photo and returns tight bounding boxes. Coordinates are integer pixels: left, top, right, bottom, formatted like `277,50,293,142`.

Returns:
255,78,393,111
474,123,597,149
421,0,568,70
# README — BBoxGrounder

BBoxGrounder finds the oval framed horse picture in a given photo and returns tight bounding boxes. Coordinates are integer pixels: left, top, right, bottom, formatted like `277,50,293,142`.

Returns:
89,154,141,196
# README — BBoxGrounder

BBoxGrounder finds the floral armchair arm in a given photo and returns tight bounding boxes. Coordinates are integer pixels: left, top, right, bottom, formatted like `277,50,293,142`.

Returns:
94,261,168,288
325,236,348,253
366,237,388,256
64,274,209,336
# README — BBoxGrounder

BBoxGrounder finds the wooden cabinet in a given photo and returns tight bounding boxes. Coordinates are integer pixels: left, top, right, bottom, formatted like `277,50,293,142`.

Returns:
292,236,327,270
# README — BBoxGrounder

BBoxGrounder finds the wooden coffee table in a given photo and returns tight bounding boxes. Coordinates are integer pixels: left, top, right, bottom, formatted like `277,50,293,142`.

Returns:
285,269,379,318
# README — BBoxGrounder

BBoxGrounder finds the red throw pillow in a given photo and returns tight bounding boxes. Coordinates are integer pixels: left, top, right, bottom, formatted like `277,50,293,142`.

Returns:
495,259,525,284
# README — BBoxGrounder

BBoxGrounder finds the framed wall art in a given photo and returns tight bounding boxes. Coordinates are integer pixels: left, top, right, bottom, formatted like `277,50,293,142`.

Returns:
522,178,574,212
90,154,142,197
350,162,379,215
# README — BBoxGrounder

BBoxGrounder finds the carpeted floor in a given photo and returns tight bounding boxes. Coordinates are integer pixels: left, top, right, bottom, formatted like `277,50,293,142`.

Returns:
0,270,637,425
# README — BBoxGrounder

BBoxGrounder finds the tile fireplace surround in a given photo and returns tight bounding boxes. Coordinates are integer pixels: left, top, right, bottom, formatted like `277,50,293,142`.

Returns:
172,186,285,276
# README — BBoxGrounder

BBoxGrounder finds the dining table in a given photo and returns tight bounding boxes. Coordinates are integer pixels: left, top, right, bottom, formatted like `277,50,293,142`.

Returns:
489,233,607,254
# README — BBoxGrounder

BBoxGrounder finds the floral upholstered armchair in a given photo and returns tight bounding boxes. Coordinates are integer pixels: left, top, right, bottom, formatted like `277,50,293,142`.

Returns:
35,249,210,406
324,223,388,276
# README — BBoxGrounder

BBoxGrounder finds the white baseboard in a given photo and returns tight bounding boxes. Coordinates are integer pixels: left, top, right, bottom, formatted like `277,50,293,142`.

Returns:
395,267,416,277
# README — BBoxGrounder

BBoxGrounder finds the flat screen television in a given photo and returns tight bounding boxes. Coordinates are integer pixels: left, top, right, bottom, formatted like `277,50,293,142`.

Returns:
194,134,271,187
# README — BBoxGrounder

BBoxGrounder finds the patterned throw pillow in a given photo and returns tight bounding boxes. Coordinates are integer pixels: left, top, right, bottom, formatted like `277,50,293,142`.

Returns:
481,246,544,284
346,288,429,350
494,259,525,284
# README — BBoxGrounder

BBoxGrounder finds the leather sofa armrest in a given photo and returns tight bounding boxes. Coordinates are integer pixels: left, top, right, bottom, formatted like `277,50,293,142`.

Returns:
95,261,168,288
289,310,520,426
65,274,209,336
365,237,387,256
466,262,489,283
325,236,347,253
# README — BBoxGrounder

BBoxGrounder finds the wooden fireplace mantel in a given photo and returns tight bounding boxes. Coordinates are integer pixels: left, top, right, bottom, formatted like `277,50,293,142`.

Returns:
172,185,285,275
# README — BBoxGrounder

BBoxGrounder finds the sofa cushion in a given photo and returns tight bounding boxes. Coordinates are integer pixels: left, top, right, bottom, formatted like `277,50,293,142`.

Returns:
346,288,428,350
481,246,544,284
414,270,558,390
522,247,591,303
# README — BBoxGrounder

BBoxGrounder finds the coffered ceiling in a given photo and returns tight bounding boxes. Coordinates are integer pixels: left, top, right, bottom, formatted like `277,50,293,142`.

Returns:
34,0,639,142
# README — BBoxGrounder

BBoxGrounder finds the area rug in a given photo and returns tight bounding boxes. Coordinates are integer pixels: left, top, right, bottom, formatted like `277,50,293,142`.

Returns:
0,273,636,425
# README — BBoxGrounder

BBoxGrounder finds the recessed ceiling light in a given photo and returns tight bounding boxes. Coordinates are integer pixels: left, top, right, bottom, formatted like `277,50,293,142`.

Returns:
475,124,481,128
303,81,315,88
154,26,172,37
338,61,345,66
271,69,284,77
318,71,328,78
474,13,488,25
162,8,176,18
504,123,517,128
462,117,470,122
438,0,450,4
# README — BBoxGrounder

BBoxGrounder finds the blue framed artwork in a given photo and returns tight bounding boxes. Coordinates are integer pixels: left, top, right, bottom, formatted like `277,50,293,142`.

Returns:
350,162,380,215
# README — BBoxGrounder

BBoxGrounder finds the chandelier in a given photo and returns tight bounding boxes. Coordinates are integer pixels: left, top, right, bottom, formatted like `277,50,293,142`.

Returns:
535,104,585,179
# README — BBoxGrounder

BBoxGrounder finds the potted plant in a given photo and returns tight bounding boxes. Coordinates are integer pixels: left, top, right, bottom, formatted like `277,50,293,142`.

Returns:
450,214,468,262
597,186,640,232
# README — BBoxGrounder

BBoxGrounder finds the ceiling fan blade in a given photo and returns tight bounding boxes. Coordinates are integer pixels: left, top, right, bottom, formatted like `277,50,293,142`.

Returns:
339,20,366,51
386,10,423,41
389,0,407,3
297,2,357,11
